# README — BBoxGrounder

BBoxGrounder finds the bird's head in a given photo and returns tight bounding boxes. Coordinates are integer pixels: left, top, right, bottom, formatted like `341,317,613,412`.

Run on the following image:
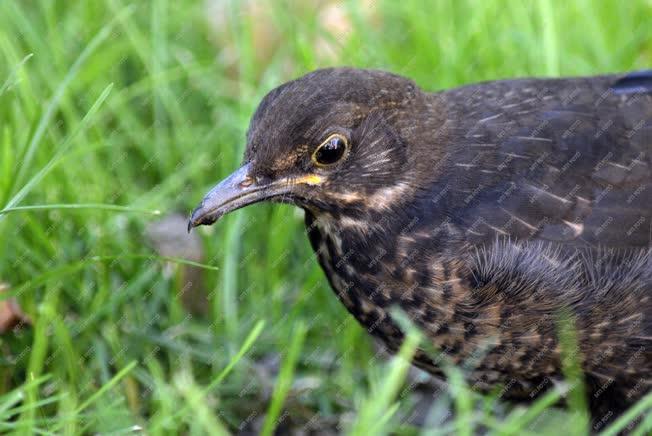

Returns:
188,67,434,230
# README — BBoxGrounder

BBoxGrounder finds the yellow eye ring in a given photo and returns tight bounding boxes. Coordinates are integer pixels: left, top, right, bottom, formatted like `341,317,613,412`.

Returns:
311,134,349,166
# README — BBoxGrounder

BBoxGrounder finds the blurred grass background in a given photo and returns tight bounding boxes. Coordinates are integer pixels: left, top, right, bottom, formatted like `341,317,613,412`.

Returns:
0,0,651,434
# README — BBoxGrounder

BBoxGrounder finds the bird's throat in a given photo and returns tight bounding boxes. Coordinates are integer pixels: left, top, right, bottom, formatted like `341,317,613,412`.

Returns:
303,210,478,362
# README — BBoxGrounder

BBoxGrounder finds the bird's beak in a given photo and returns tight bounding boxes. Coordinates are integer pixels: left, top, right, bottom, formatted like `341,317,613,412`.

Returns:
188,162,322,231
188,163,269,231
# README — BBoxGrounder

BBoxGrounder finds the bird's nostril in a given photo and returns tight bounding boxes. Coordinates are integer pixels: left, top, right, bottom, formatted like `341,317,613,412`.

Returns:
239,177,254,188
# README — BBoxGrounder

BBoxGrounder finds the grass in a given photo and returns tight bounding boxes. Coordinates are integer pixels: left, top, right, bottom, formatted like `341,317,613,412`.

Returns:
0,0,651,434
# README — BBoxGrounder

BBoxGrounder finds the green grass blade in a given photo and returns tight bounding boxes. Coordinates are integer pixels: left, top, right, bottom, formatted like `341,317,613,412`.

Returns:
12,6,131,191
348,328,421,436
173,371,230,436
599,392,652,436
0,203,161,216
75,360,138,414
4,83,114,212
149,320,265,432
261,321,307,436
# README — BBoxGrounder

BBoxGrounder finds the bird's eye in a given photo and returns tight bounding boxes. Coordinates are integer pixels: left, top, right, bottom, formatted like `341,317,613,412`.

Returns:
312,134,348,166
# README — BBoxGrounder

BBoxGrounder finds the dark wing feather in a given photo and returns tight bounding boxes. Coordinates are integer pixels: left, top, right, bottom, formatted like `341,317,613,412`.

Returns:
611,69,652,94
440,72,652,249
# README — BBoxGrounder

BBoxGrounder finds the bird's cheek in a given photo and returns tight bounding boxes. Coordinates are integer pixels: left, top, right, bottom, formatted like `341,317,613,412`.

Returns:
317,185,366,206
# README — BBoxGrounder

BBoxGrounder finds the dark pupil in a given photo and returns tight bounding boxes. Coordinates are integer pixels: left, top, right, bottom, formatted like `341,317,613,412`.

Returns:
316,137,345,164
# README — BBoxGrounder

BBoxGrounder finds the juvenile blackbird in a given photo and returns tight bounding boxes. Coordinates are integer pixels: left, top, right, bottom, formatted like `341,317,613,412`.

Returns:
189,68,652,426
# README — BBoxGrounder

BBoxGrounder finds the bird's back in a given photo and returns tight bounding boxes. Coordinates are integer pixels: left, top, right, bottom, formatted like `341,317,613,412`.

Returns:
431,72,652,249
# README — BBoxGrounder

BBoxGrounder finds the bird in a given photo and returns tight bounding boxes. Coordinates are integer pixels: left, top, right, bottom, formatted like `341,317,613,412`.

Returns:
188,67,652,428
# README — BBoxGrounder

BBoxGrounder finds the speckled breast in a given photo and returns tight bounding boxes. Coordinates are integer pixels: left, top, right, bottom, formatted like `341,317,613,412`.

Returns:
302,209,564,399
304,211,407,351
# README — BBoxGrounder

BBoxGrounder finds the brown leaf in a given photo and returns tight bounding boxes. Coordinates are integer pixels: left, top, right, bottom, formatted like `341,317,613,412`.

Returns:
0,283,31,333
